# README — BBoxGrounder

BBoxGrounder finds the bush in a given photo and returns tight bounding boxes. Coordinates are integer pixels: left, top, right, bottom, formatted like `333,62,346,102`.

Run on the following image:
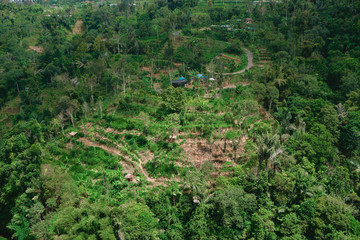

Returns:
124,134,148,149
161,86,186,113
69,164,86,174
145,157,180,178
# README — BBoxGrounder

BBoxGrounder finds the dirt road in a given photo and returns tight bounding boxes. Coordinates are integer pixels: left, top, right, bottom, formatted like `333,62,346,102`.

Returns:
222,47,253,75
208,47,253,76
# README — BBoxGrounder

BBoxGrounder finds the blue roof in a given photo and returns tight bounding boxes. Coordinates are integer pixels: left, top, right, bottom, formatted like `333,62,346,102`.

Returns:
197,74,208,78
172,77,188,86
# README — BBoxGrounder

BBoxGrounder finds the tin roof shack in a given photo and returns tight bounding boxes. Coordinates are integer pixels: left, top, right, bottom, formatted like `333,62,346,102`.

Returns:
171,77,188,87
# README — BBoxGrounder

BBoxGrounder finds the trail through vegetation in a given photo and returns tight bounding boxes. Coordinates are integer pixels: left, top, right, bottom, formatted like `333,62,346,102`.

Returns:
1,0,360,239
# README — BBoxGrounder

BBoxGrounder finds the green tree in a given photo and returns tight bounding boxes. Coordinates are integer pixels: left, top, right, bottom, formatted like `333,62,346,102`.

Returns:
310,196,360,239
113,202,158,240
327,166,352,197
92,35,103,56
0,120,43,236
340,110,360,156
50,200,116,239
256,132,284,172
164,113,181,136
279,213,305,237
250,208,276,240
213,186,257,236
318,104,340,139
161,86,186,113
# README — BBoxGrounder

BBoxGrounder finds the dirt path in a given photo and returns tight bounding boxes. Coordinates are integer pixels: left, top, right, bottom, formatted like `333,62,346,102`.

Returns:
219,54,241,62
208,81,250,93
77,137,161,185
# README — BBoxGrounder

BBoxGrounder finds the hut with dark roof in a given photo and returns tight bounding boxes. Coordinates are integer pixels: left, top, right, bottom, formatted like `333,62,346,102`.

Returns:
171,77,188,87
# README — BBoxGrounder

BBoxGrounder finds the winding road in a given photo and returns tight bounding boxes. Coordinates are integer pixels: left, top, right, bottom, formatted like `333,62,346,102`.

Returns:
172,29,254,76
207,47,253,75
222,47,253,75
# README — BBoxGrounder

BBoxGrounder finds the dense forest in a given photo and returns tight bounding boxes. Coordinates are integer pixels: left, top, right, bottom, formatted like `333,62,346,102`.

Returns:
1,0,360,239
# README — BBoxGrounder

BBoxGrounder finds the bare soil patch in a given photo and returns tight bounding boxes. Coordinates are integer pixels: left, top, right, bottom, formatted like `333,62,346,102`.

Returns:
141,66,179,79
27,46,44,53
0,106,20,115
142,66,151,71
219,54,241,62
179,135,248,169
73,19,86,35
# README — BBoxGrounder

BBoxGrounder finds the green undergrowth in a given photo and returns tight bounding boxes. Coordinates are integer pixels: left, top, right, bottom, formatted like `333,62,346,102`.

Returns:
42,82,262,190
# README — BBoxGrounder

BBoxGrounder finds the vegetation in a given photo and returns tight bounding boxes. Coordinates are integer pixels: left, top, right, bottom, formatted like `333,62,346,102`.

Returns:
1,0,360,239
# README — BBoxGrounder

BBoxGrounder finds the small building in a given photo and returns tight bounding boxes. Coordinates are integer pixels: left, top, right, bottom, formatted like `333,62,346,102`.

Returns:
125,173,135,182
171,77,188,87
246,18,253,24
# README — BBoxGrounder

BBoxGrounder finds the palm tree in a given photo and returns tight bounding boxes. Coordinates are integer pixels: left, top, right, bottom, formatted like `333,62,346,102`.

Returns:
183,170,214,207
273,66,287,87
275,108,305,142
335,103,348,122
256,132,284,173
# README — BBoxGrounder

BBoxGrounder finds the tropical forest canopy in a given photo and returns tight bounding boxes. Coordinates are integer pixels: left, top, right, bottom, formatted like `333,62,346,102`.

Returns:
1,0,360,239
